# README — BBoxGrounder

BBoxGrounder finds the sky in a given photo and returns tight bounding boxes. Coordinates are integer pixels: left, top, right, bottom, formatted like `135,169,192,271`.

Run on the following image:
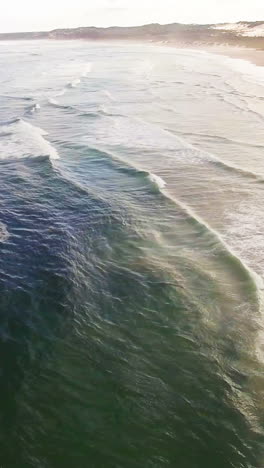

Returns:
0,0,263,33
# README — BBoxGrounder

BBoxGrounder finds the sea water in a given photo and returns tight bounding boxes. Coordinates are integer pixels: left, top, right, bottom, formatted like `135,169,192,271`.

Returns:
0,40,264,468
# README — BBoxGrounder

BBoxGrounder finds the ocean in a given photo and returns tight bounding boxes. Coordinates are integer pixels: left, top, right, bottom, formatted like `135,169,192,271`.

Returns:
0,39,264,468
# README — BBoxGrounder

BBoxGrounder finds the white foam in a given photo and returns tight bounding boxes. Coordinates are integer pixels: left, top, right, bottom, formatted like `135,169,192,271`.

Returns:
48,97,59,106
0,222,10,242
29,103,41,113
148,173,166,189
0,119,59,160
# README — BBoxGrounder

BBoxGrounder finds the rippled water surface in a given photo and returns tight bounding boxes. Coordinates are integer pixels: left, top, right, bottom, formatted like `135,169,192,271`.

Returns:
0,40,264,468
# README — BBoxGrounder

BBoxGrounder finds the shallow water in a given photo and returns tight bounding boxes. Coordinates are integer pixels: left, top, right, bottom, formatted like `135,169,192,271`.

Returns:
0,40,264,468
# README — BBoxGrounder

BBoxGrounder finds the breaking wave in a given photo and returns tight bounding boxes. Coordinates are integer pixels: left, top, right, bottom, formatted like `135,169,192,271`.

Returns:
148,173,166,190
80,143,262,298
0,119,59,160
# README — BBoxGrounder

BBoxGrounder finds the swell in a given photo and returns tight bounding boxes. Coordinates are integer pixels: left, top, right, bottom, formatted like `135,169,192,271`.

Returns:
73,143,167,191
77,143,262,300
207,158,264,182
159,187,263,301
127,116,264,183
50,158,114,209
175,130,264,150
162,189,262,293
164,127,264,182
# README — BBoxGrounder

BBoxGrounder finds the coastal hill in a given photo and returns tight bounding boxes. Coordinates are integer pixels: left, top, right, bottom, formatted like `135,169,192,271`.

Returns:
0,22,263,49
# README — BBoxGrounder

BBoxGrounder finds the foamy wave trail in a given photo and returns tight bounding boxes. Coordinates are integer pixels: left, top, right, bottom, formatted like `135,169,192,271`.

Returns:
0,119,59,160
0,222,10,242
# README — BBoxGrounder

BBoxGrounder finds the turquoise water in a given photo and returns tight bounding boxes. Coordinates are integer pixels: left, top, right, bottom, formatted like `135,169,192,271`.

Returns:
0,40,264,467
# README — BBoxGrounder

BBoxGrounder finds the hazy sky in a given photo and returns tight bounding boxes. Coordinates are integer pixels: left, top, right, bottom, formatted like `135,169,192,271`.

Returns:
0,0,263,33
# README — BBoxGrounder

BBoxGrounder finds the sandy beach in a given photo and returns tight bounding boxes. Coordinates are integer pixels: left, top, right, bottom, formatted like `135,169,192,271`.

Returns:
198,45,264,67
160,42,264,67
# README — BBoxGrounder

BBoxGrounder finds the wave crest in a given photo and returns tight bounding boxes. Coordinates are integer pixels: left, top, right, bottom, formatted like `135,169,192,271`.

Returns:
0,119,59,160
148,173,166,190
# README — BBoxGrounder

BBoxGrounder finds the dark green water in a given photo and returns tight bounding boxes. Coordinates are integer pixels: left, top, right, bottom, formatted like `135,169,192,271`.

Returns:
0,41,264,467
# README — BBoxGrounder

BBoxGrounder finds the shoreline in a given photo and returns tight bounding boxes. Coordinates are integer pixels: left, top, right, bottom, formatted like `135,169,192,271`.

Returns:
157,42,264,67
192,45,264,67
0,35,263,67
